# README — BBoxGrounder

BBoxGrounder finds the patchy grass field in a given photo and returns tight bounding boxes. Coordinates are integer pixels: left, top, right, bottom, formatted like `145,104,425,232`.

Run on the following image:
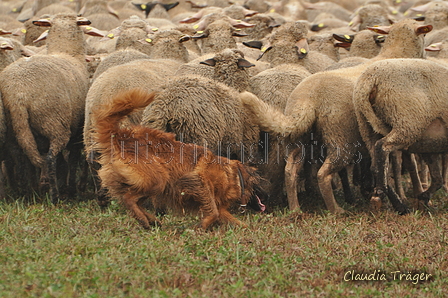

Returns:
0,193,447,298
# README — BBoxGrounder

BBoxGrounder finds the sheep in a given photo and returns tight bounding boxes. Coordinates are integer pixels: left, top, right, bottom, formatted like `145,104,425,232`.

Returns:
238,13,279,42
91,49,150,82
349,4,393,31
352,58,448,211
140,75,259,162
243,21,336,73
307,33,340,62
0,13,100,202
132,1,179,19
186,16,255,55
325,29,386,70
0,37,23,71
240,18,433,214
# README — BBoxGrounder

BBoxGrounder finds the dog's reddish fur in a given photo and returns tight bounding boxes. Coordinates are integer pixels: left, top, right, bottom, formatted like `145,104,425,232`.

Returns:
92,88,262,229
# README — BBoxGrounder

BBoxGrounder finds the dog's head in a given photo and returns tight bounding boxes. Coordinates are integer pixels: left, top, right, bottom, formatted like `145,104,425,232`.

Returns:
237,163,267,213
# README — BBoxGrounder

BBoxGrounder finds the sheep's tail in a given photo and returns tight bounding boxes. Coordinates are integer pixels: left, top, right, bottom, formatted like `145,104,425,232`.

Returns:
93,89,156,147
239,91,315,137
8,99,44,167
353,74,390,136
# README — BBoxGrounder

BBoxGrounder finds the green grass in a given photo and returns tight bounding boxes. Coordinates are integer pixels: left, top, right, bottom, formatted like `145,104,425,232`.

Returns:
0,195,447,297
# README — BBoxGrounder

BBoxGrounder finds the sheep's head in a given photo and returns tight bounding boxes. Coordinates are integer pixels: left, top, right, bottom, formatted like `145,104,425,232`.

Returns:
199,49,254,92
368,18,433,58
138,29,191,62
132,1,179,18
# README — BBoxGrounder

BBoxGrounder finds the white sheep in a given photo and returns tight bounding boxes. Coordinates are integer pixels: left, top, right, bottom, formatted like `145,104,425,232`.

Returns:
240,18,433,214
353,58,448,211
0,13,100,202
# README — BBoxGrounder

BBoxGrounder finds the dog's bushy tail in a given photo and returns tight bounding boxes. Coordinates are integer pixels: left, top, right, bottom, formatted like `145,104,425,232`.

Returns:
93,89,156,146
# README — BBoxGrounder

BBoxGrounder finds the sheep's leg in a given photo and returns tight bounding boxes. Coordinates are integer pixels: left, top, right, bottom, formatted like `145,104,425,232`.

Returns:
372,138,409,214
338,167,355,205
416,154,430,190
122,192,160,229
46,150,59,204
284,147,304,210
390,151,406,201
317,161,345,214
402,152,424,196
418,153,443,206
442,153,448,192
67,140,83,196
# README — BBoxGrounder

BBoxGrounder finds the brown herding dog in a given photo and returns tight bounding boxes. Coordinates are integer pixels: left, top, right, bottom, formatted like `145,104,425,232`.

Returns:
92,89,265,229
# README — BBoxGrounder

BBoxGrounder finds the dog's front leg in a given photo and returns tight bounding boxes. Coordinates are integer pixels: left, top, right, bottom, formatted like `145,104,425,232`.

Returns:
123,192,161,229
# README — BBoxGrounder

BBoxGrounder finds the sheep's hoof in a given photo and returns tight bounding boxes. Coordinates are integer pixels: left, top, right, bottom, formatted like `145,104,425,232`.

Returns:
370,196,382,210
333,206,346,214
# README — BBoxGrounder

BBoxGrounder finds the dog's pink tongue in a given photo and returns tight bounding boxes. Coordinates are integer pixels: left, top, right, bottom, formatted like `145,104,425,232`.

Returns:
256,195,266,212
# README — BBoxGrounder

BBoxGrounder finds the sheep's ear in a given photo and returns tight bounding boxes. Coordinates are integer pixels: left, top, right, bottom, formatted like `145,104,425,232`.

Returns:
163,2,179,11
200,58,216,66
334,42,351,48
76,17,91,26
186,0,207,9
332,33,354,43
237,58,255,68
138,37,155,45
374,35,386,43
348,14,361,31
242,41,263,50
256,45,272,61
425,42,442,52
416,24,432,35
410,2,433,13
367,25,391,34
107,4,120,19
296,38,309,59
232,29,248,37
179,35,191,42
0,29,12,35
81,26,105,37
33,30,49,43
179,10,204,24
191,30,208,39
32,18,52,27
11,28,27,36
133,2,158,18
0,39,14,50
310,23,327,32
100,27,122,41
229,18,256,28
413,15,425,21
243,7,258,17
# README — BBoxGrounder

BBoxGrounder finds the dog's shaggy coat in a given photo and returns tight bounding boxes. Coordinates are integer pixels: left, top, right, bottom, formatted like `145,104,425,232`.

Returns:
92,89,264,229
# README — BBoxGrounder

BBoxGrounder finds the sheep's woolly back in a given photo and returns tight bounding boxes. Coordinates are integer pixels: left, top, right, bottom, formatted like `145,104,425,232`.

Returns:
0,54,90,167
92,49,150,81
141,75,250,158
84,58,182,157
354,59,448,141
249,64,311,111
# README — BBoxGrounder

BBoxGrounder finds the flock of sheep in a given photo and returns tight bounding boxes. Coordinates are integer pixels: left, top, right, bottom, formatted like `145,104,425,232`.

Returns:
0,0,448,217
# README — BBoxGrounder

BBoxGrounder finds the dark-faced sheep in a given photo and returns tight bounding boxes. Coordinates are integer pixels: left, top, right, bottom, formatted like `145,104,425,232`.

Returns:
0,13,101,202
